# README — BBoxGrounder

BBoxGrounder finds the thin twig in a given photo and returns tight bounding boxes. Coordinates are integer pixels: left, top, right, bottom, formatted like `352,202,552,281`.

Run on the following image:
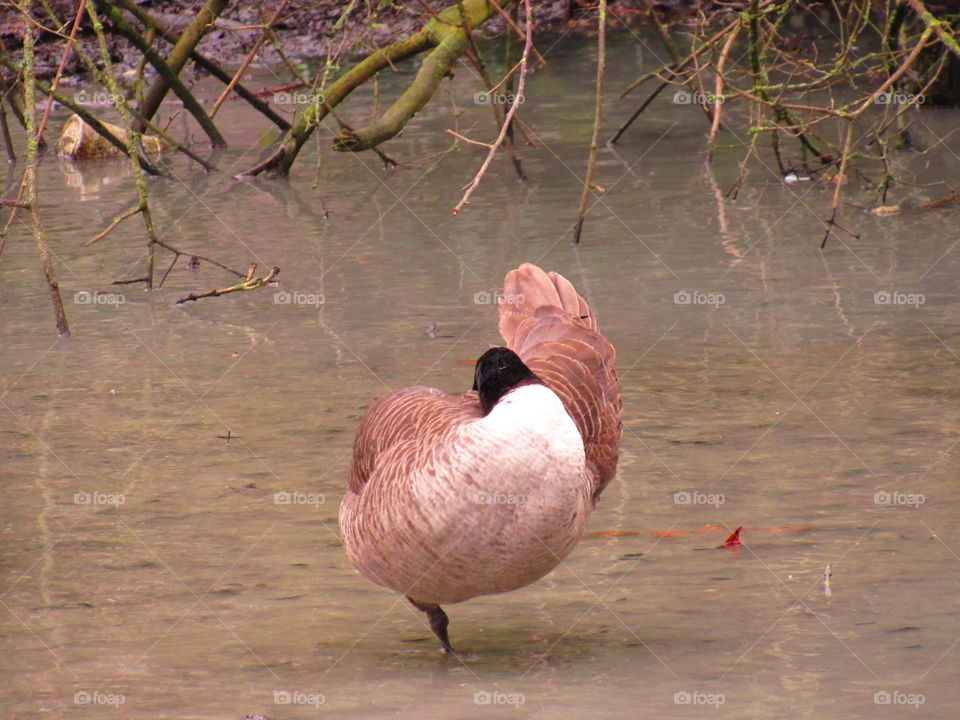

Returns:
820,122,857,248
35,0,86,144
451,0,531,215
155,239,246,277
86,204,142,246
609,79,667,144
706,24,740,161
211,0,290,117
573,0,607,245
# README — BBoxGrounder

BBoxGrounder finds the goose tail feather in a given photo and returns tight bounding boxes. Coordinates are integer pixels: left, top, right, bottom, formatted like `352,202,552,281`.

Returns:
498,263,622,502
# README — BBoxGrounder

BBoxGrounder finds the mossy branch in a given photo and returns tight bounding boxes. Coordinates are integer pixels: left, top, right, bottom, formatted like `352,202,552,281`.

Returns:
87,2,161,287
240,0,515,178
336,0,514,151
239,32,430,177
331,22,470,151
17,9,69,336
175,264,280,304
904,0,960,61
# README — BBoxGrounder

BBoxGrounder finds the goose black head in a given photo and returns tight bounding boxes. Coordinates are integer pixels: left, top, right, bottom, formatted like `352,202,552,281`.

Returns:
472,347,542,415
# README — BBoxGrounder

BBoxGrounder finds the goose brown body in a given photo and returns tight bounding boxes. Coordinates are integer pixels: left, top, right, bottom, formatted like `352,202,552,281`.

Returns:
339,264,622,612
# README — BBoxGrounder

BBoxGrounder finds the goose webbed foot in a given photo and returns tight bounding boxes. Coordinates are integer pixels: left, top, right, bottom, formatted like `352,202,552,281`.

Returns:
407,597,455,654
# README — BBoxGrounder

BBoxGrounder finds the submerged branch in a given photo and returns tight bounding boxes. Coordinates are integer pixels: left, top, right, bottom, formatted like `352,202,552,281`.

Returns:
176,264,280,304
18,10,69,336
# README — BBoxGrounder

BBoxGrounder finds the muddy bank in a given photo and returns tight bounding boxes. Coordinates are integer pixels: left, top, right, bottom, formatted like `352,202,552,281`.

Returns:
1,0,700,80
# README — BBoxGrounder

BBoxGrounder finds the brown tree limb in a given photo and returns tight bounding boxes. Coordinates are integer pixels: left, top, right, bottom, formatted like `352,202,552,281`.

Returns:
332,2,492,152
620,11,752,98
609,79,668,144
86,204,142,246
820,122,857,249
114,0,290,130
134,0,230,127
458,3,525,181
94,0,227,147
239,31,431,177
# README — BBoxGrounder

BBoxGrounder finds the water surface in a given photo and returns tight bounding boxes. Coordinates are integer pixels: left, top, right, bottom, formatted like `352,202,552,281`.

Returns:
2,32,960,719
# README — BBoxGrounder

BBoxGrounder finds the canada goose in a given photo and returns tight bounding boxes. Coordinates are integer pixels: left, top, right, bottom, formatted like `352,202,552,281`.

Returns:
339,263,622,653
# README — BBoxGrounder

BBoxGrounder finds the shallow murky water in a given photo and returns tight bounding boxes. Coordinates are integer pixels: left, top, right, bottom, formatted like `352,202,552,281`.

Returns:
3,32,960,719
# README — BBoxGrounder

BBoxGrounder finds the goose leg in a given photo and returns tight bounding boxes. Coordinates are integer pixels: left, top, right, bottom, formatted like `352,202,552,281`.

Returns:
407,597,454,653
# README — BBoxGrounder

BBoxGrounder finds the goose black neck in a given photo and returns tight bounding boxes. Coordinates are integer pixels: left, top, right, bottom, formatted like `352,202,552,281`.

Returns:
472,347,542,415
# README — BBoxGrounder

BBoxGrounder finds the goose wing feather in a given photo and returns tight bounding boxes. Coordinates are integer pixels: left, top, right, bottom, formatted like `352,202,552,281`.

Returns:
348,386,481,495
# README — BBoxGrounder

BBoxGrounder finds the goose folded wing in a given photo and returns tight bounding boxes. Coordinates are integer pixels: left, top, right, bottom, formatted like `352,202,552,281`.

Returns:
348,386,482,494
